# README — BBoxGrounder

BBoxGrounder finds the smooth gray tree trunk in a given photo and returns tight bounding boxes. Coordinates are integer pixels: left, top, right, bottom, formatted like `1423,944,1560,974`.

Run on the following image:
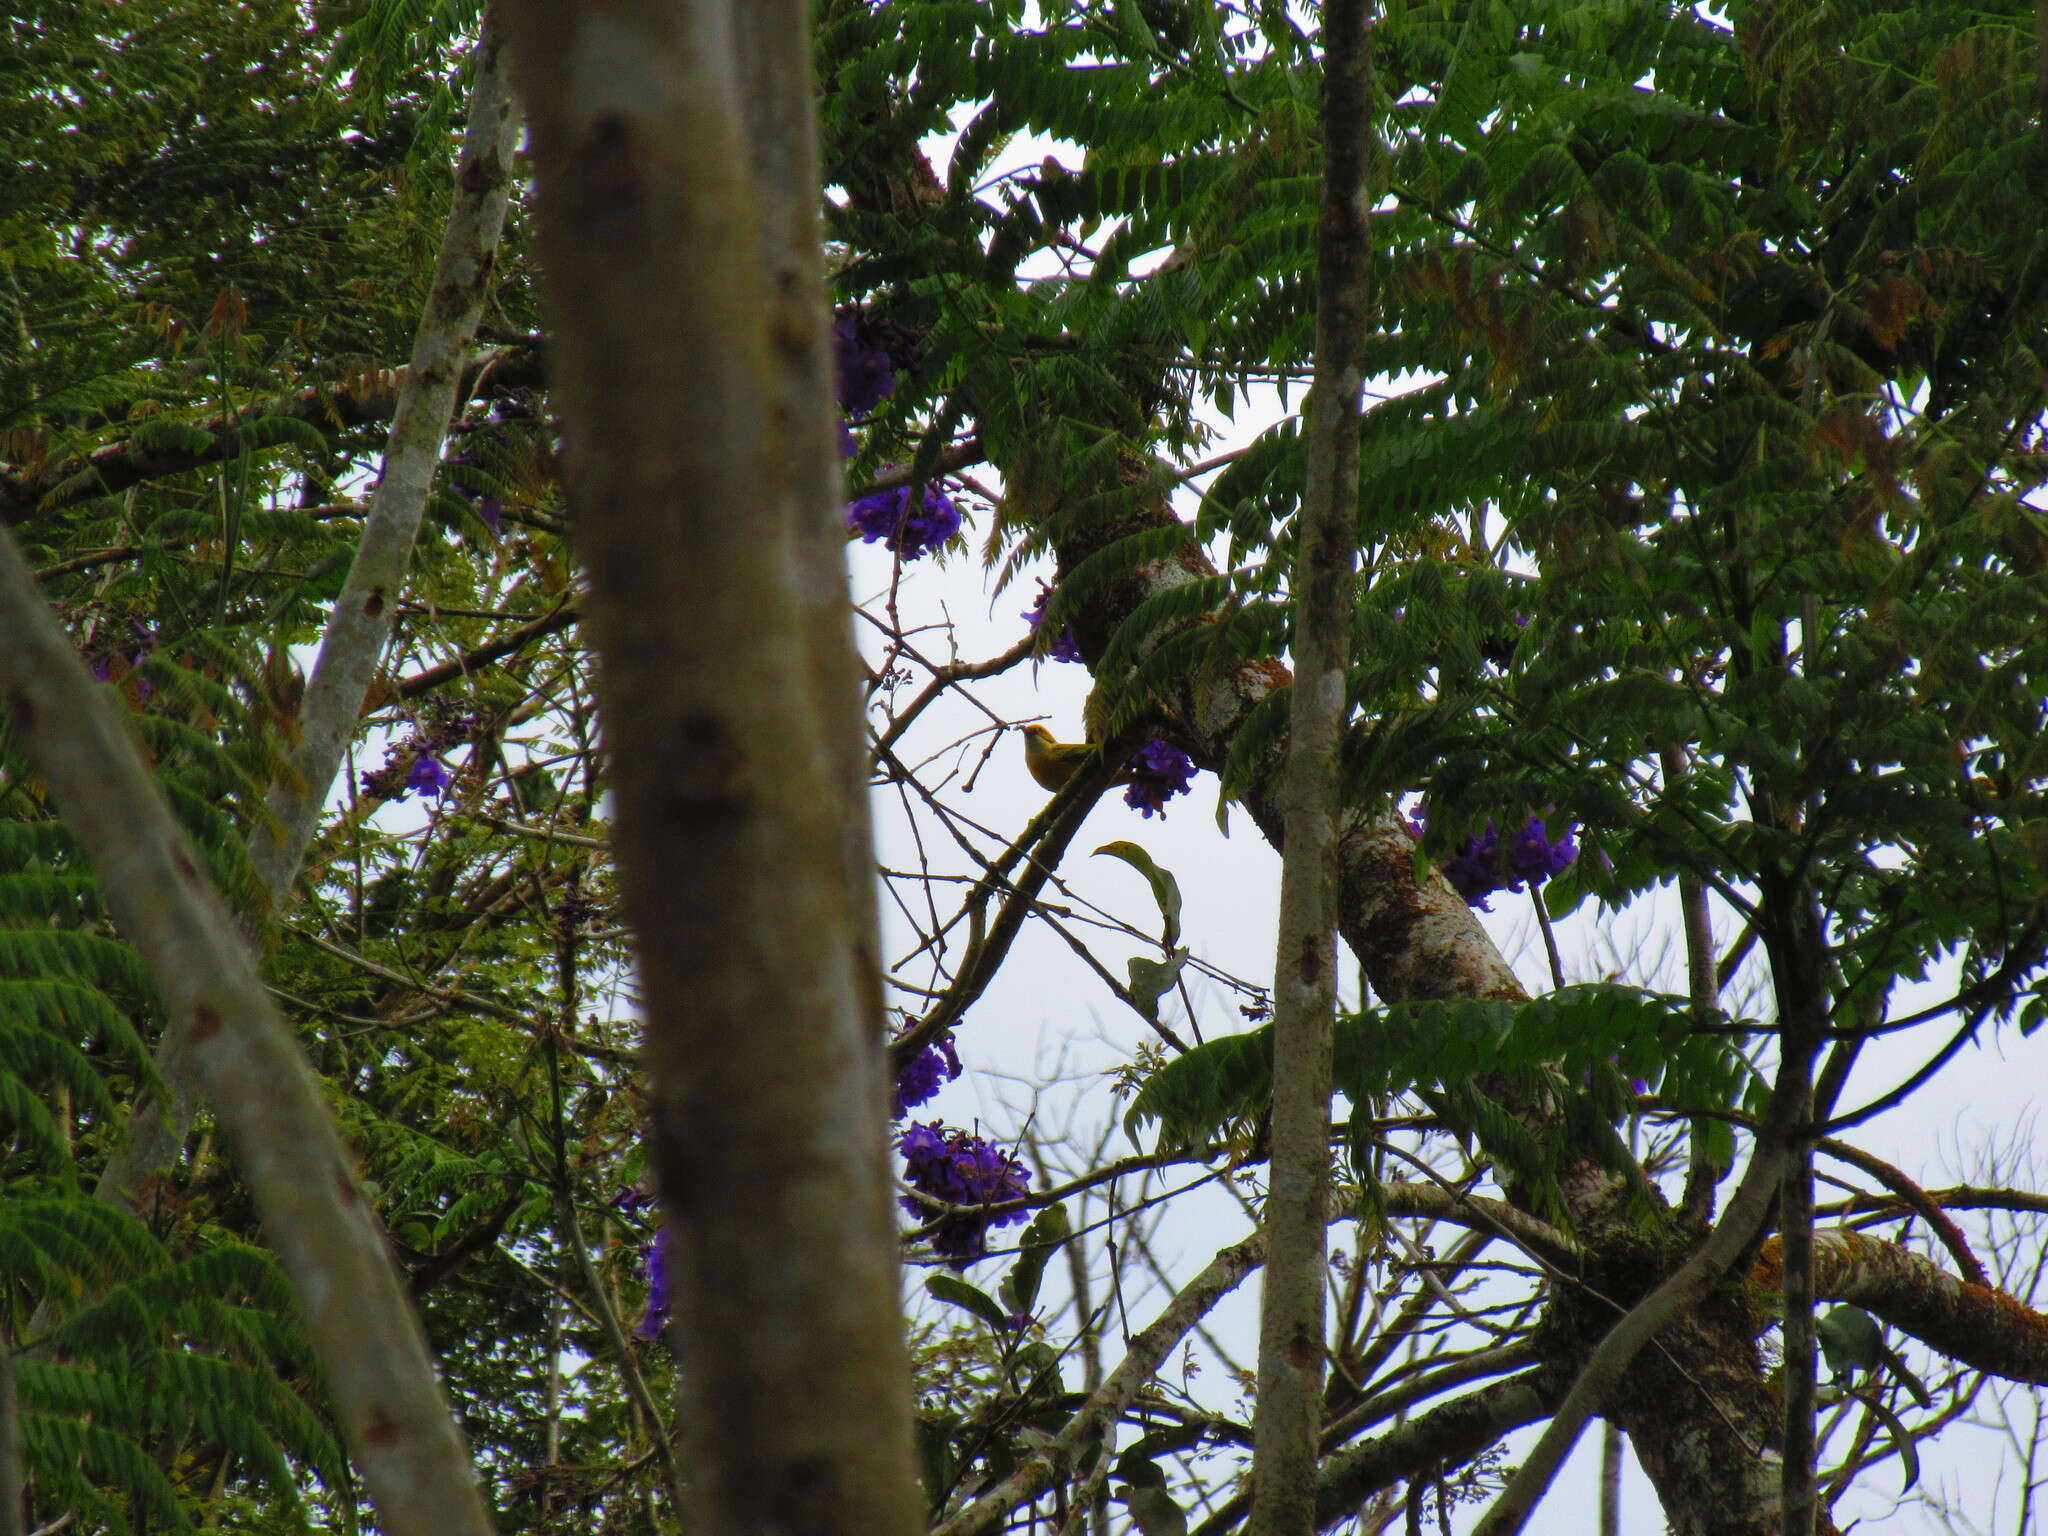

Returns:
1249,6,1374,1534
498,2,924,1531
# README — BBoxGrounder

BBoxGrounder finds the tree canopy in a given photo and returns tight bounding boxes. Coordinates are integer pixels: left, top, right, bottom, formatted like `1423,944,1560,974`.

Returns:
4,2,2048,1535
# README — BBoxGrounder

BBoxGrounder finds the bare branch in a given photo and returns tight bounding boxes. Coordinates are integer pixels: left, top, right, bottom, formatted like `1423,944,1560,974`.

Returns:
934,1235,1266,1536
0,343,545,524
94,11,524,1215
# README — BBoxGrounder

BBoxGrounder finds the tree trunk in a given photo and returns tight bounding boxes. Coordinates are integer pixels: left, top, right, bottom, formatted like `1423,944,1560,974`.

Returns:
0,533,494,1536
94,9,522,1214
499,2,923,1531
1250,6,1373,1533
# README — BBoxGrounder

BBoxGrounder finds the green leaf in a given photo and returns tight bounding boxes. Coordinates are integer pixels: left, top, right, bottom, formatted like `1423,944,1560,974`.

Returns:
1848,1387,1921,1495
999,1202,1069,1318
1125,1026,1272,1150
1127,948,1190,1022
914,1413,961,1513
1011,1339,1065,1395
1113,1422,1212,1484
1095,839,1184,948
925,1274,1013,1332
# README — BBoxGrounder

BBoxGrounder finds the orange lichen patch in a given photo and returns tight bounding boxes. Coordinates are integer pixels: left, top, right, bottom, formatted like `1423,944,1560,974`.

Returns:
1747,1235,1783,1296
1237,657,1291,701
1979,1281,2048,1348
1754,1229,2048,1383
1751,1228,1883,1297
1820,1142,1990,1286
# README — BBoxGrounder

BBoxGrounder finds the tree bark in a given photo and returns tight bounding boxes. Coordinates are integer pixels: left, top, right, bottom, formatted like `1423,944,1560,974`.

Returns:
1471,1128,1794,1536
251,8,521,900
0,534,493,1536
0,343,545,524
1250,7,1373,1534
498,2,923,1531
1037,497,1822,1534
1767,897,1831,1536
0,1341,19,1536
1597,1423,1623,1536
729,0,895,1136
1312,1371,1560,1530
1758,1229,2048,1384
1663,744,1726,1224
92,10,522,1215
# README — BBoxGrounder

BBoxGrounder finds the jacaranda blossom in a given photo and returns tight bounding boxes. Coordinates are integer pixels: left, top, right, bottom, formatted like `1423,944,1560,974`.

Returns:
1507,815,1579,885
1021,578,1082,663
1123,740,1197,819
405,754,452,798
1411,809,1579,912
635,1223,672,1340
899,1122,1031,1268
833,310,898,419
846,482,961,561
892,1030,962,1119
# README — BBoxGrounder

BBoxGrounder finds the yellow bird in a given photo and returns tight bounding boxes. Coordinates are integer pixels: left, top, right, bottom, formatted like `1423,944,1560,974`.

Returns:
1020,723,1101,792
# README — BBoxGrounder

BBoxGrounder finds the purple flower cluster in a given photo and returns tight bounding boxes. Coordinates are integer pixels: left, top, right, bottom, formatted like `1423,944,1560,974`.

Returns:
892,1030,962,1119
834,309,898,419
834,306,964,562
635,1223,672,1340
846,482,961,561
361,747,451,802
405,754,451,797
1021,578,1082,663
1411,810,1579,912
609,1183,655,1215
360,704,479,802
1124,740,1198,818
899,1122,1031,1268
